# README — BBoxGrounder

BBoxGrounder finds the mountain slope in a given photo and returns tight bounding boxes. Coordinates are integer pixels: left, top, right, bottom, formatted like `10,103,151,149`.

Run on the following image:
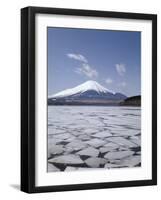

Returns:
50,80,114,99
48,80,127,105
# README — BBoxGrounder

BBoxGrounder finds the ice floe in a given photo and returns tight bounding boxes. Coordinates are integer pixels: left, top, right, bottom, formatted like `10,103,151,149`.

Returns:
48,154,84,165
85,138,106,148
104,150,134,160
76,147,99,157
47,106,141,172
85,157,107,167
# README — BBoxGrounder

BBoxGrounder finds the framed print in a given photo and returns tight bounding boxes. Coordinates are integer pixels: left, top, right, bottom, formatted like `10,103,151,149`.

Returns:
21,6,157,193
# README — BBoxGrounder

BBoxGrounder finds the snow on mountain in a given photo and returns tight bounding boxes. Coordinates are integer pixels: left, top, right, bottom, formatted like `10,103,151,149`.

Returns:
49,80,116,99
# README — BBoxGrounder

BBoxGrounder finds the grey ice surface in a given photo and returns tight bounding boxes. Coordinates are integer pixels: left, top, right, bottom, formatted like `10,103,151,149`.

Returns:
48,154,84,164
48,106,141,172
76,147,99,157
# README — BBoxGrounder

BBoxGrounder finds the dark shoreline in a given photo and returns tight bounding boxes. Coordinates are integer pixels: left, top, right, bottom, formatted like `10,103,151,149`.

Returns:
48,95,141,107
48,104,141,107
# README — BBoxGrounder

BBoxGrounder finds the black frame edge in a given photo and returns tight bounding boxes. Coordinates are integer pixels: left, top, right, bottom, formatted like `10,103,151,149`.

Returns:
21,6,157,193
21,7,35,193
21,7,30,193
152,14,157,185
23,6,157,19
32,180,155,193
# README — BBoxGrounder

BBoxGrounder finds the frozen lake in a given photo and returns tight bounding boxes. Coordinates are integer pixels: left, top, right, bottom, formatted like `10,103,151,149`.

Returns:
48,106,141,172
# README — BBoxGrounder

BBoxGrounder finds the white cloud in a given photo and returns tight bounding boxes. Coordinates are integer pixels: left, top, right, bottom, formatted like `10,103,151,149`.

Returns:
75,63,98,78
118,82,126,87
67,53,98,78
115,64,126,76
67,53,88,63
105,78,113,84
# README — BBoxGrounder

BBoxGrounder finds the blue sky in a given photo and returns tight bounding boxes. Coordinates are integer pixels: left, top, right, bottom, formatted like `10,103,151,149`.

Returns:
48,27,141,97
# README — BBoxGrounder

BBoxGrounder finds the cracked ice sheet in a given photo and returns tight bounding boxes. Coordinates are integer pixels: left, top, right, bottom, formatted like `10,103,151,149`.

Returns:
48,106,141,171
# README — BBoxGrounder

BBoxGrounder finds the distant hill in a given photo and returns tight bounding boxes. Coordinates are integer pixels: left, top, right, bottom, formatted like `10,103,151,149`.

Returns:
120,95,141,106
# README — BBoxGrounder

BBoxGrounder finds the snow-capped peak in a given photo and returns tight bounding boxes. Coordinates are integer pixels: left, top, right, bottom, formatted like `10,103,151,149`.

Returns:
49,80,115,99
77,80,111,93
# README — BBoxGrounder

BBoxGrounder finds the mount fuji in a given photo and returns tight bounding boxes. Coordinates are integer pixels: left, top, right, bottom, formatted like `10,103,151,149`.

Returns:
48,80,127,105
